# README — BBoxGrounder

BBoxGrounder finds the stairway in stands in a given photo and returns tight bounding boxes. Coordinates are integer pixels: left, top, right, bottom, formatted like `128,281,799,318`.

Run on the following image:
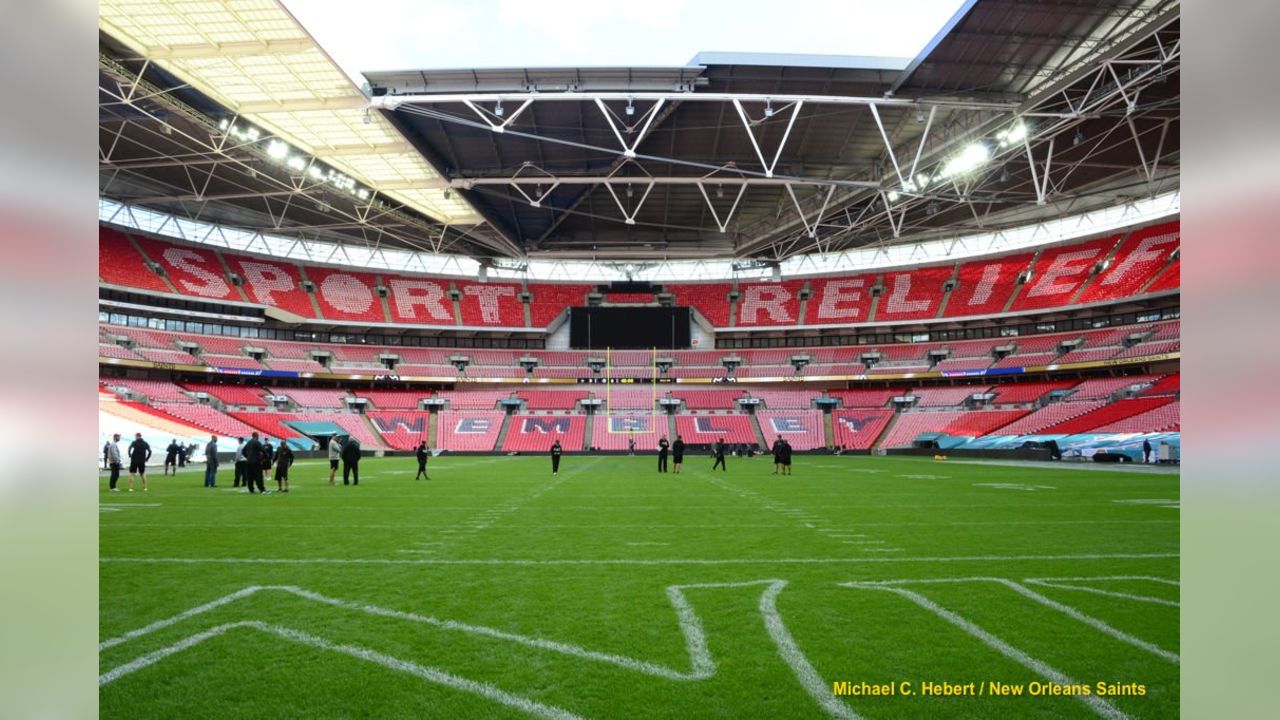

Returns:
582,413,594,451
870,412,901,452
493,413,515,452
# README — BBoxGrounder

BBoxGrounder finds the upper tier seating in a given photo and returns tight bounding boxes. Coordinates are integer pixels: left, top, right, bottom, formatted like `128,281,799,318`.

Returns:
1145,259,1179,292
671,283,732,326
743,388,821,409
526,284,591,327
263,358,328,373
106,379,190,402
831,409,894,450
876,266,952,322
757,410,825,450
99,228,170,292
307,267,386,323
674,414,757,445
436,411,504,451
202,354,265,370
734,280,805,326
1010,235,1121,311
105,222,1178,330
944,252,1033,317
222,253,316,318
1077,221,1180,304
502,415,587,452
457,281,524,327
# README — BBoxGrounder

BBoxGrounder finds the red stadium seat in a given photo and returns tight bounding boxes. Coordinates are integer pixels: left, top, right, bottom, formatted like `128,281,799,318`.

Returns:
457,281,524,328
674,414,756,445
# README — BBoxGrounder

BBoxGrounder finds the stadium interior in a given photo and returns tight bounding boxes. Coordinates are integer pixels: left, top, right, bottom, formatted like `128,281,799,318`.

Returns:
98,1,1181,717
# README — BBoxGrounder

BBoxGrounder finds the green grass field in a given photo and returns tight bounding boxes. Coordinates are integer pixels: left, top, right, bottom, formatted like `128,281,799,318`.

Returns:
99,454,1179,719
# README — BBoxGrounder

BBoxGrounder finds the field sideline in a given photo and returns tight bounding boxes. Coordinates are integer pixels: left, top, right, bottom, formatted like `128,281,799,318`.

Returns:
100,454,1179,719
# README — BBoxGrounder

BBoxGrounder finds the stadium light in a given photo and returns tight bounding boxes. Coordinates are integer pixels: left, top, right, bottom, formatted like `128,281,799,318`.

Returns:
266,140,289,159
764,100,774,118
938,141,991,180
996,121,1028,147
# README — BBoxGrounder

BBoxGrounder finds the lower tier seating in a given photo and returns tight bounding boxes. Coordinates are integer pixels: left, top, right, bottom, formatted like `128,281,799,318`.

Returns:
502,415,587,452
757,410,826,450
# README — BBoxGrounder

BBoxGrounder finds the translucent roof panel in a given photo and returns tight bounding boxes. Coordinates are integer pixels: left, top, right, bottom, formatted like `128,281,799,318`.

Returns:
99,0,481,225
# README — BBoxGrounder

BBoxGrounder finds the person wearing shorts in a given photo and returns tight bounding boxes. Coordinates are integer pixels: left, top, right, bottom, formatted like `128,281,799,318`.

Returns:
275,443,294,493
672,435,685,474
163,439,179,476
127,433,150,492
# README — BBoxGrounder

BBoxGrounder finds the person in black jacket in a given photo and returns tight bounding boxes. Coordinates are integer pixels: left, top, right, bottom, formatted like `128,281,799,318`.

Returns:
771,436,784,474
657,436,669,473
711,438,727,471
342,436,362,485
274,443,294,493
164,439,179,476
1142,438,1153,463
780,439,793,476
262,439,275,477
550,439,562,475
243,432,265,494
415,442,430,480
127,433,151,492
671,435,685,474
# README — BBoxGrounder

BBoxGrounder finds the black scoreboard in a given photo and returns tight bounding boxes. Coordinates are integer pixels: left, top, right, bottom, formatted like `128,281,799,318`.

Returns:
569,307,691,350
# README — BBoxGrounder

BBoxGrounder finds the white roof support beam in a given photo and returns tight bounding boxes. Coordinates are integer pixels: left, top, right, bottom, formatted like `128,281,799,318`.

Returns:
732,99,803,178
373,92,1022,113
461,98,533,133
695,182,748,234
785,184,836,239
594,98,666,158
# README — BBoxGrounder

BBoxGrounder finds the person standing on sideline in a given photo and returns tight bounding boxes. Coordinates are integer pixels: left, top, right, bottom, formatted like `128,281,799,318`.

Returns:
275,442,294,493
103,440,111,470
106,433,123,491
672,435,685,474
771,436,784,475
657,436,670,473
163,439,179,476
780,438,793,476
243,432,265,494
328,436,342,485
233,437,247,488
1143,438,1153,463
261,439,275,483
127,433,151,491
203,435,219,488
177,442,188,469
628,434,636,456
342,436,362,485
711,437,727,471
415,441,430,480
550,439,562,476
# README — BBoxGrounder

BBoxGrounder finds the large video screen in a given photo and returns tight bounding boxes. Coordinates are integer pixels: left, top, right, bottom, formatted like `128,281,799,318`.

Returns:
569,307,691,350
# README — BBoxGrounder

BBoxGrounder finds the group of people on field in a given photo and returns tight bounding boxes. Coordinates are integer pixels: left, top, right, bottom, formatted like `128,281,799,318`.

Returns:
544,434,794,475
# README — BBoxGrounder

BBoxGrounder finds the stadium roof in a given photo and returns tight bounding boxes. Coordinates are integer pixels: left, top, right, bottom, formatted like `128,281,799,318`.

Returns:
99,0,1179,264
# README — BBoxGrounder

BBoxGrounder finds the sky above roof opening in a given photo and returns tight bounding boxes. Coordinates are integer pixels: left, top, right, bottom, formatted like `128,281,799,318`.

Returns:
283,0,969,84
